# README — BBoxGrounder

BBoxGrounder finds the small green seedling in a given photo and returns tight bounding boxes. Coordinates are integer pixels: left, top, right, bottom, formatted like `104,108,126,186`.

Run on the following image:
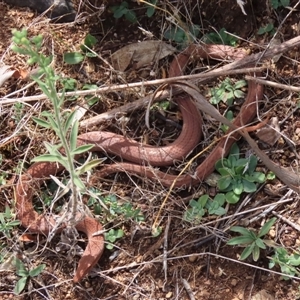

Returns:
0,154,7,186
14,258,46,295
0,206,20,238
227,217,277,261
164,23,200,48
210,78,247,106
269,247,300,280
63,34,98,65
88,190,145,223
215,143,266,204
270,0,290,9
203,28,238,47
105,229,124,250
184,194,227,224
220,110,234,133
144,0,157,17
257,23,275,36
110,1,137,23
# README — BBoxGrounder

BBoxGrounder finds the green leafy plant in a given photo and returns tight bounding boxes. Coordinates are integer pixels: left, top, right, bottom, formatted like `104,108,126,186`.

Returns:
105,228,124,250
220,110,234,133
12,102,25,123
164,23,200,48
0,154,7,186
269,247,300,280
0,206,20,238
184,194,227,224
145,0,157,17
215,143,266,204
110,1,137,23
11,29,102,223
88,190,145,223
270,0,290,9
13,258,46,295
203,28,238,47
227,217,277,261
210,78,247,106
257,23,275,35
63,33,98,65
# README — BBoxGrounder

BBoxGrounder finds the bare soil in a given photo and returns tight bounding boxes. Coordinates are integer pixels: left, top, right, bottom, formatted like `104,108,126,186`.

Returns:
1,0,300,299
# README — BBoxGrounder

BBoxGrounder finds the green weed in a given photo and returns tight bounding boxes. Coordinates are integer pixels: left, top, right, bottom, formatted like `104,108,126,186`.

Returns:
227,217,277,261
215,143,266,204
269,247,300,279
203,28,238,47
184,194,227,224
210,78,247,106
13,258,46,295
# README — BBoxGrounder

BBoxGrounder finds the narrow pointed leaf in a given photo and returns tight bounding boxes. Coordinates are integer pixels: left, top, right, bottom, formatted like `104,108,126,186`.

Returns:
256,238,266,249
227,236,254,245
13,277,27,295
32,117,51,129
29,264,46,277
240,244,255,260
252,245,261,261
71,144,94,156
64,110,78,132
258,217,276,237
73,175,85,190
70,120,79,151
230,226,252,236
77,158,106,174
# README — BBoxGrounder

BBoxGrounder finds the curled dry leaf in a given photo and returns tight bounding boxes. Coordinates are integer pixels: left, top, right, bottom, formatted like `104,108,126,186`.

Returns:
0,65,16,87
256,117,281,146
111,40,176,71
